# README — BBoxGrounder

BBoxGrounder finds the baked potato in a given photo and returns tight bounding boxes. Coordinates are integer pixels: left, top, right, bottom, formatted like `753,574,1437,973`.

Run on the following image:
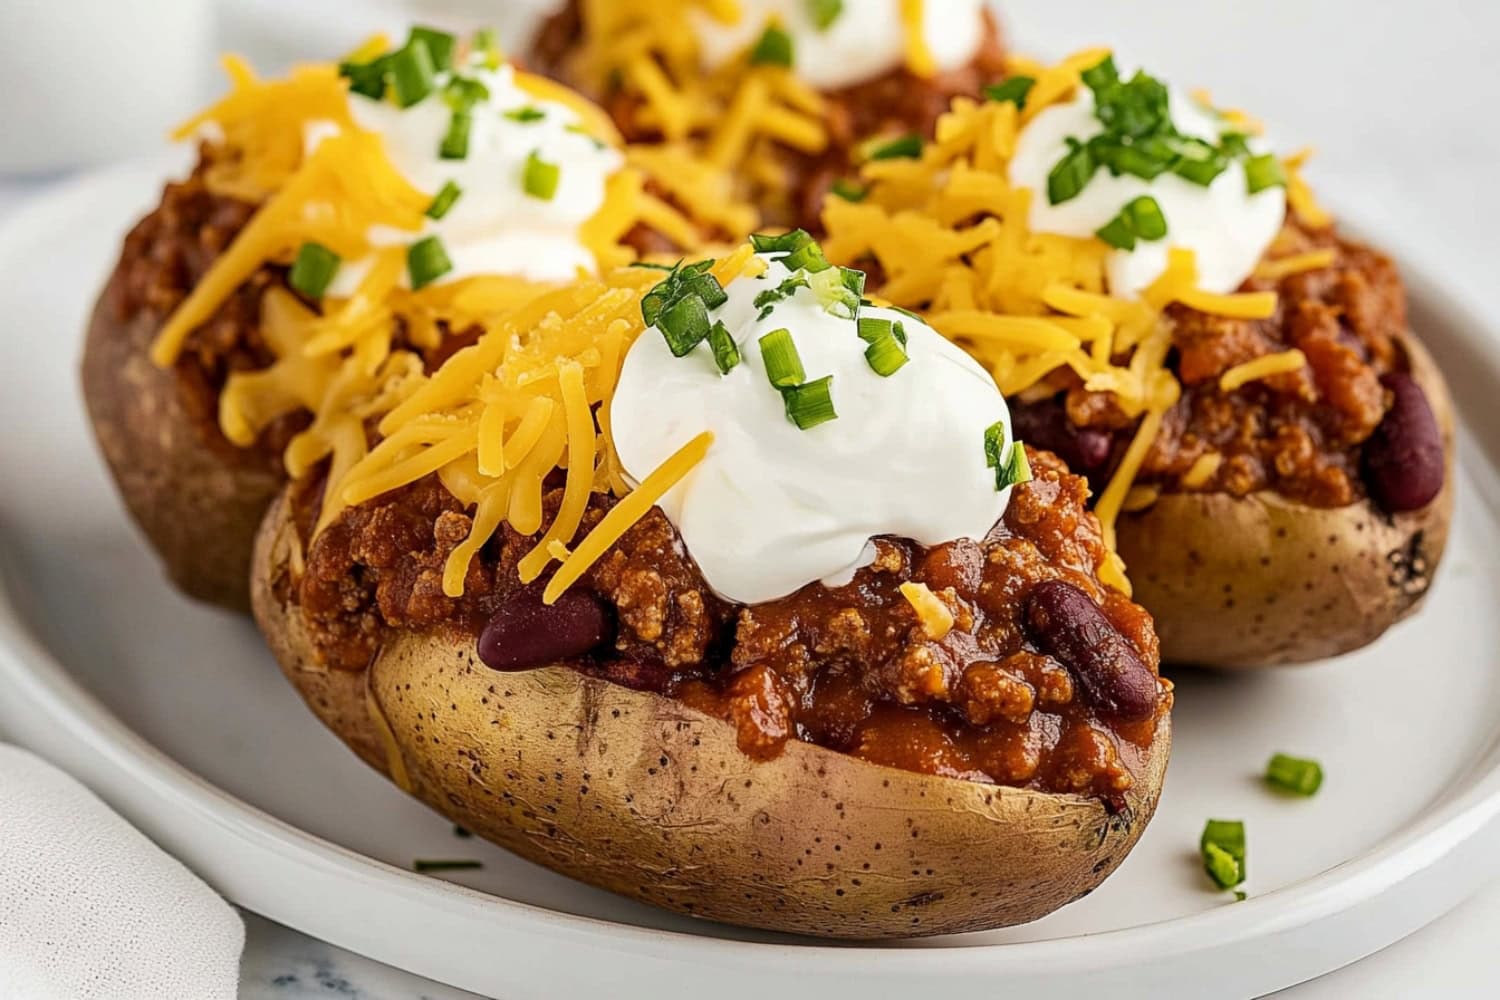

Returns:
80,29,724,611
525,0,1007,233
819,48,1455,668
249,239,1174,938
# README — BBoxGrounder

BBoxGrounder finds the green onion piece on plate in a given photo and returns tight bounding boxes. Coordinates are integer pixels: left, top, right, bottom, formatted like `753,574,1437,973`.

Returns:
759,328,806,388
984,76,1036,108
750,229,815,254
806,0,843,30
1265,753,1323,796
1245,153,1287,194
868,134,922,161
1200,819,1246,889
389,38,437,108
983,420,1007,469
998,441,1032,488
830,178,867,202
425,180,463,220
657,294,712,357
782,375,837,429
408,26,456,73
523,149,561,200
1125,195,1168,240
473,28,502,70
505,106,547,124
708,320,740,375
750,24,795,67
1048,138,1097,205
439,112,472,160
863,332,908,377
407,236,453,290
781,239,831,273
340,56,389,100
288,242,341,299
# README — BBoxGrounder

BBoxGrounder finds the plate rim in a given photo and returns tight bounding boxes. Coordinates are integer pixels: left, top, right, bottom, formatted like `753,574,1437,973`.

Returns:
2,158,1500,997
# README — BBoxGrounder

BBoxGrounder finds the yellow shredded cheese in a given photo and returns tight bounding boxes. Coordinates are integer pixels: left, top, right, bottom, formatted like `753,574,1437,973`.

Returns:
1219,349,1308,392
1180,453,1223,489
899,581,955,640
1255,249,1336,281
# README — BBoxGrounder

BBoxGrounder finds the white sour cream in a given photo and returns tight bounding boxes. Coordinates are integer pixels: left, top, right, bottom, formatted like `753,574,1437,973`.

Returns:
690,0,987,91
1008,83,1286,297
312,62,622,295
610,254,1014,605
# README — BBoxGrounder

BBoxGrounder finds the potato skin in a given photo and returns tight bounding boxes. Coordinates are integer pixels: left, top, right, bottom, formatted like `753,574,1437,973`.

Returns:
80,272,276,613
1117,333,1455,669
252,490,1171,939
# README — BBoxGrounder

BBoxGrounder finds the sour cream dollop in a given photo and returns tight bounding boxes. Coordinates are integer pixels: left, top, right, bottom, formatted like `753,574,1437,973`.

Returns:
689,0,987,91
610,253,1015,605
313,62,622,295
1008,81,1286,297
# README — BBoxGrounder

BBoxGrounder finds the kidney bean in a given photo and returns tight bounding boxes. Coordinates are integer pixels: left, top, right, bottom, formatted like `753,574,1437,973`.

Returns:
1024,580,1158,721
1011,399,1115,474
1363,372,1445,513
477,588,615,672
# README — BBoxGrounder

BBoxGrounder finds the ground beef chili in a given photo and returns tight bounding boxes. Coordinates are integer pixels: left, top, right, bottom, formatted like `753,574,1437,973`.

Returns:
1013,220,1413,509
525,2,1007,233
286,448,1171,804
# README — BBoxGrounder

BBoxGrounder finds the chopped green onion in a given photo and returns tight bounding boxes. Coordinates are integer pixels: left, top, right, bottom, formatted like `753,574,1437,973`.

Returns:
288,242,341,299
1126,195,1167,240
682,269,728,310
753,274,809,319
523,149,561,200
641,259,720,327
983,420,1007,470
708,320,740,374
389,38,438,108
781,239,831,273
1200,819,1246,890
1245,153,1287,194
806,0,844,30
413,859,482,873
1091,137,1175,181
750,24,794,67
984,76,1036,108
439,112,472,160
1080,54,1119,91
863,332,908,377
1219,132,1251,159
758,328,806,388
830,178,867,202
750,230,815,254
340,56,389,100
840,266,866,300
998,441,1032,488
782,375,837,429
1265,753,1323,796
443,76,490,112
473,27,502,68
1094,213,1137,252
657,293,712,356
408,26,456,72
407,236,453,290
505,106,546,124
1173,151,1230,186
857,316,894,344
425,180,463,220
1047,138,1097,205
630,261,677,271
868,134,923,161
809,267,859,318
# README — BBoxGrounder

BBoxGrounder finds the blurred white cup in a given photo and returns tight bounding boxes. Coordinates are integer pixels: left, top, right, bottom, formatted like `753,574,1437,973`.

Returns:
0,0,213,175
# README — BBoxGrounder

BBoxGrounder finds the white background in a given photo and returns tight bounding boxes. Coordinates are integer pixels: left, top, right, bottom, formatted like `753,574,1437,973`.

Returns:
1,1,1496,996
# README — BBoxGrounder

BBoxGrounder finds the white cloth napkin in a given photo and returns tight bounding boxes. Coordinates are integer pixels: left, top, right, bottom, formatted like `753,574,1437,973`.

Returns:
0,745,243,999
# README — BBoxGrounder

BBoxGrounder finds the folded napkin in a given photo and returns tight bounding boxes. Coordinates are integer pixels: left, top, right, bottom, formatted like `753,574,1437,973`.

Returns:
0,745,243,999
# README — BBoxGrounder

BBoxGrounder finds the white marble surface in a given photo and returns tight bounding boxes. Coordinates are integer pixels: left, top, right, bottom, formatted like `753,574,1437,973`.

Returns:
3,1,1497,996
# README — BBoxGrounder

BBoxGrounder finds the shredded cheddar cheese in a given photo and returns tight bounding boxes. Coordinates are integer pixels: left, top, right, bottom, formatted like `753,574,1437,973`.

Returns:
1180,452,1224,489
820,49,1308,589
899,581,955,641
1219,349,1308,392
1255,249,1336,281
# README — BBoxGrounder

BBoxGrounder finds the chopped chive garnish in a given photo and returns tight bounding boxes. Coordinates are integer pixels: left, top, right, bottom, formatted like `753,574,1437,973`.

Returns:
750,230,815,254
782,375,837,429
408,26,456,72
809,267,859,319
863,332,908,377
505,106,546,124
1095,214,1136,251
288,242,341,299
708,320,740,374
840,266,866,300
657,293,712,357
443,76,490,112
523,149,561,200
1200,819,1246,890
1265,753,1323,796
998,441,1032,488
340,56,390,99
682,268,728,310
806,0,844,30
983,420,1007,469
630,261,677,271
640,259,718,326
473,27,502,69
389,39,437,108
1048,138,1097,205
753,274,809,319
425,180,463,220
1172,150,1229,186
1244,153,1287,194
758,328,806,388
1080,53,1119,90
750,24,794,67
868,134,923,161
1096,195,1167,250
830,178,867,202
413,859,483,873
781,239,831,273
440,112,472,160
984,76,1036,108
407,236,453,290
857,316,894,344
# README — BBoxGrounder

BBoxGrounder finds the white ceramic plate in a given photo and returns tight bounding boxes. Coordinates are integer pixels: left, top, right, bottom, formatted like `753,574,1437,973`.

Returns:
2,158,1500,1000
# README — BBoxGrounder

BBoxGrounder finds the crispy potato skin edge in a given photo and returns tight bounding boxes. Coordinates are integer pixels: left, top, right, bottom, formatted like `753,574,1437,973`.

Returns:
251,489,1171,939
1118,332,1456,669
80,274,276,612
